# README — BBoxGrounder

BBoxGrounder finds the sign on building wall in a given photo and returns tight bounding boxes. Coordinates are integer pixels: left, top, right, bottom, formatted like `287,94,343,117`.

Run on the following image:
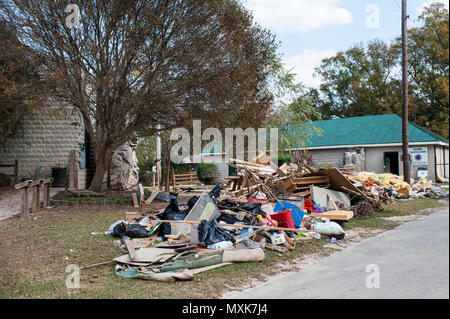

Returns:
409,147,428,166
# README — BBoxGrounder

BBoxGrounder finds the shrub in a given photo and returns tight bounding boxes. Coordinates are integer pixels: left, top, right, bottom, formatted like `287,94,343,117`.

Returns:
197,163,217,185
278,155,292,166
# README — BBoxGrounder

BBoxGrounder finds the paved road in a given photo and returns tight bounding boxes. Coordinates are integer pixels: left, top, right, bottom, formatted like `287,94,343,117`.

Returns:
232,208,449,299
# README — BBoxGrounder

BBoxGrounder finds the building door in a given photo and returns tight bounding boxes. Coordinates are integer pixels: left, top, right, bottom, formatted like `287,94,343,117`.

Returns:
384,152,399,175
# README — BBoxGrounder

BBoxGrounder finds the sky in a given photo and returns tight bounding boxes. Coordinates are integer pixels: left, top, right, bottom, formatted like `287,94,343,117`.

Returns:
242,0,449,88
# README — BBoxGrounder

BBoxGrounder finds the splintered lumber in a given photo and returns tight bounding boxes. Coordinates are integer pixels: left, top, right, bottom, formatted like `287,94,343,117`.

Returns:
132,193,139,208
311,210,354,221
150,219,343,235
276,163,289,176
327,194,339,211
123,237,138,260
290,176,329,185
253,152,271,165
145,189,160,205
125,212,143,223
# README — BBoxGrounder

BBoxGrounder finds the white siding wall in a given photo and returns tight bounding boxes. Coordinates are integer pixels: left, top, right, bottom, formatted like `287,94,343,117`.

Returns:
309,149,347,169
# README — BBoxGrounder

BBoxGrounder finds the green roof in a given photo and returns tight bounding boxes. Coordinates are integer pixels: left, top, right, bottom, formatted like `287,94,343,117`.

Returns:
286,114,448,149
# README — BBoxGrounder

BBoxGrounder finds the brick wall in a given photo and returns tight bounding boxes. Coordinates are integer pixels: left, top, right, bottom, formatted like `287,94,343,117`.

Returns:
0,107,90,188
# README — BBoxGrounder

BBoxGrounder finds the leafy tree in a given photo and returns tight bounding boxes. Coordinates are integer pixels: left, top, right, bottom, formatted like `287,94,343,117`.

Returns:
313,3,449,139
406,3,449,138
0,20,44,146
266,60,323,154
315,39,401,119
0,0,279,191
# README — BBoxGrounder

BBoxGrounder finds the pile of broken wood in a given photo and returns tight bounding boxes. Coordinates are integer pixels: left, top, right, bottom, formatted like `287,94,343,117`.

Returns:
225,152,328,200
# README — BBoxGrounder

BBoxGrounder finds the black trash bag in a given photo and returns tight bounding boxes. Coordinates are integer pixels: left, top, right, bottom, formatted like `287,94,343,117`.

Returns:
218,212,237,224
217,199,238,208
112,222,127,238
187,195,199,210
198,219,236,246
208,183,223,203
158,195,188,237
112,222,149,238
125,224,150,238
239,203,264,216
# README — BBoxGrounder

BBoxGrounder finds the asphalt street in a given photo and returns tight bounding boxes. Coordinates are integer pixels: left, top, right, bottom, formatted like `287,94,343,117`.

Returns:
231,207,449,299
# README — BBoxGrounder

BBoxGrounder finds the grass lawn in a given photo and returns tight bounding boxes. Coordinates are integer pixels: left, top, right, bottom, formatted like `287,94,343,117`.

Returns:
0,197,447,299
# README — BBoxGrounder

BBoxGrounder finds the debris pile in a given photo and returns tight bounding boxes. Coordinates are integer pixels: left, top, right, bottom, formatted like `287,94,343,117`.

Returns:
346,171,448,200
97,153,447,282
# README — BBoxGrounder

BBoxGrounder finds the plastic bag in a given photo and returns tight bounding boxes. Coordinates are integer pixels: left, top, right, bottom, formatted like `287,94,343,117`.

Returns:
312,221,345,240
112,222,150,238
124,224,150,238
198,219,236,245
208,183,223,203
158,196,188,237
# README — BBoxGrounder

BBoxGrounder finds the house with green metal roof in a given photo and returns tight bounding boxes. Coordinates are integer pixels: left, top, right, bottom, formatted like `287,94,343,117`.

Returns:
285,114,448,181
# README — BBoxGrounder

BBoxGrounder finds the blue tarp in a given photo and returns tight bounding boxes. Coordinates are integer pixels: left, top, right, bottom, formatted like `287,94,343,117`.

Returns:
273,201,305,228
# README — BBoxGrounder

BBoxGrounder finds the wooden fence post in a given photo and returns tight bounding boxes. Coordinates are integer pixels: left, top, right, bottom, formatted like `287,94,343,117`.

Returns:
69,150,78,189
15,180,32,218
42,178,53,210
30,180,42,214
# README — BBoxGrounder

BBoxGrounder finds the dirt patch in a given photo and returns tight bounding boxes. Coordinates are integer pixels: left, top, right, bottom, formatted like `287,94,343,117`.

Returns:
0,187,64,221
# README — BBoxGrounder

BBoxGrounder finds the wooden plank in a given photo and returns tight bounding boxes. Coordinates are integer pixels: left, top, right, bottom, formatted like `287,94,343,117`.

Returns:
45,181,51,207
302,168,364,197
291,176,329,185
21,187,29,218
327,194,339,211
253,152,271,165
123,238,138,260
125,212,143,223
311,210,354,221
29,179,43,187
31,185,38,213
69,150,78,188
145,189,160,206
132,193,139,208
15,180,31,190
43,183,49,210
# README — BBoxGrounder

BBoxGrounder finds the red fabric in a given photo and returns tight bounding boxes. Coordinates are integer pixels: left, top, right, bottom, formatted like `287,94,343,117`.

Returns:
304,199,314,211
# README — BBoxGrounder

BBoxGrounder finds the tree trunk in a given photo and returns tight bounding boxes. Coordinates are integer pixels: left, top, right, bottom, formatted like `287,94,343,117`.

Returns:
88,148,113,192
89,158,107,192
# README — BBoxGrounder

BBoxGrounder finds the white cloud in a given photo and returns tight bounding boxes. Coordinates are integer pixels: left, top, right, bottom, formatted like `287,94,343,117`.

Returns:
284,49,336,88
245,0,353,33
417,0,449,14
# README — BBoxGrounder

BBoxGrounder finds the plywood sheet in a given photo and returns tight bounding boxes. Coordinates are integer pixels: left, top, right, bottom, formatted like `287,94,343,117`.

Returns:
311,210,354,221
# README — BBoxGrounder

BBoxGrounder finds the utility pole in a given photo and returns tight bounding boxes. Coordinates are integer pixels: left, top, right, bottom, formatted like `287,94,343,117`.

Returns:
156,124,161,188
402,0,411,184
